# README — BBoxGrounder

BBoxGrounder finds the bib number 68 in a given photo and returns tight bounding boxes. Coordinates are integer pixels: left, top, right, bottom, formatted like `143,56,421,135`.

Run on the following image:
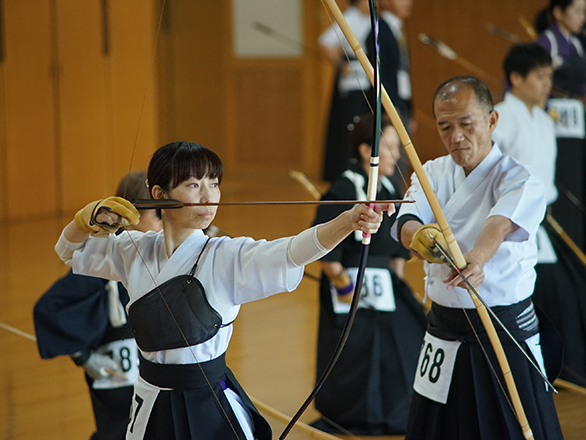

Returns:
419,342,445,384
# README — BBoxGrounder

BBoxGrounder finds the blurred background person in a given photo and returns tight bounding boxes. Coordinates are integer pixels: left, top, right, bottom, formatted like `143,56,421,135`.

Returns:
319,0,372,182
310,113,426,436
494,42,586,390
34,171,162,440
367,0,415,192
535,0,586,252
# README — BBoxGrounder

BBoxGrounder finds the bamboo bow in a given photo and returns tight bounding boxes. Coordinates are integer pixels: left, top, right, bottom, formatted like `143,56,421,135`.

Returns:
319,0,535,438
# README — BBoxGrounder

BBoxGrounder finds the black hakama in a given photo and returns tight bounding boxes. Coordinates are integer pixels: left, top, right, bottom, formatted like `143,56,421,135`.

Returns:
34,270,135,440
532,219,586,387
134,354,271,440
321,65,368,182
311,164,427,435
406,301,564,440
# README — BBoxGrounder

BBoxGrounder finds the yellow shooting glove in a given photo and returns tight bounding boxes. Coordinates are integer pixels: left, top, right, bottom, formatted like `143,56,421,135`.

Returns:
409,223,449,264
74,196,140,236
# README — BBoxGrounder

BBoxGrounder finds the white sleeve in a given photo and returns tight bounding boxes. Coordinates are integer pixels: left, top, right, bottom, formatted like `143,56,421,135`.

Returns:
287,226,329,267
490,161,546,241
54,231,86,265
318,24,342,48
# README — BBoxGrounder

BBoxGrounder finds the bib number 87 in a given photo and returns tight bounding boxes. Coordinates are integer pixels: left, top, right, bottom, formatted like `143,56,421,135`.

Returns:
419,343,445,384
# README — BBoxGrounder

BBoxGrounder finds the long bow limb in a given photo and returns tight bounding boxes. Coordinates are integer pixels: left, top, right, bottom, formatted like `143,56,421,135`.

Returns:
321,0,535,438
280,1,382,438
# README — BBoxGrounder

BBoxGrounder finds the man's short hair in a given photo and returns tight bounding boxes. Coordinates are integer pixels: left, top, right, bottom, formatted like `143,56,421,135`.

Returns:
503,43,552,87
432,76,494,116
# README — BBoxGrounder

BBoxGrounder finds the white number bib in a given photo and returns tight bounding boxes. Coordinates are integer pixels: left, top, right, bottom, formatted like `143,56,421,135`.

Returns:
92,338,140,389
548,98,585,139
331,267,395,314
413,332,461,404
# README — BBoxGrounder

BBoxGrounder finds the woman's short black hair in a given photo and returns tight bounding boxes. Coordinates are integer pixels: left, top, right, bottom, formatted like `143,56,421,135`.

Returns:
147,141,224,194
147,142,224,219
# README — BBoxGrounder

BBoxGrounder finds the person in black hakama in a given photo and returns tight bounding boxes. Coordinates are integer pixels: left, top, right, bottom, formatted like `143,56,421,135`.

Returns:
319,0,371,182
366,0,415,193
34,171,162,440
535,0,586,252
492,42,586,389
395,77,563,440
310,114,426,435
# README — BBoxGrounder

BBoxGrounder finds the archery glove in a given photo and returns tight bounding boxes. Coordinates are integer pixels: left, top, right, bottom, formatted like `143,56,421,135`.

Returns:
75,196,140,237
410,223,449,264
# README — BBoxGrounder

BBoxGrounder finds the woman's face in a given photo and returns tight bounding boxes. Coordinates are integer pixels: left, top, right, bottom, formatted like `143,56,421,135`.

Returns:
161,175,221,231
359,125,401,177
379,126,401,177
555,0,586,35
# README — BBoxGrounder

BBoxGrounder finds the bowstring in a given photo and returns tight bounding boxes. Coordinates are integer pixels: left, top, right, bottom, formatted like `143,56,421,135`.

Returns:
120,1,242,438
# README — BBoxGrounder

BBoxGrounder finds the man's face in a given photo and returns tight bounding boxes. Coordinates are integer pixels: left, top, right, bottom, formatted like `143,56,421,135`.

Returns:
433,87,498,175
511,66,553,108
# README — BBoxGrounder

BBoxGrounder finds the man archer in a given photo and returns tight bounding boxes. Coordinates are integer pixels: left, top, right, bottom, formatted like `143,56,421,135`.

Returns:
392,76,563,439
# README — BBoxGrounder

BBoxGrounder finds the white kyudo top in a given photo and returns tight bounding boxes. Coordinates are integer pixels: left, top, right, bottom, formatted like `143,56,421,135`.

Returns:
493,92,558,204
56,227,326,365
318,6,372,93
393,144,546,308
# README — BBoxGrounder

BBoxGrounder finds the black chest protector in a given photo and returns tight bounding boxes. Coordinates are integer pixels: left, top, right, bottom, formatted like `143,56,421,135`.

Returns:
128,238,227,352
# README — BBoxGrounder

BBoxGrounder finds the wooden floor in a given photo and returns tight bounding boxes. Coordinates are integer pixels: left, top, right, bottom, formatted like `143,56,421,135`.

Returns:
1,173,585,440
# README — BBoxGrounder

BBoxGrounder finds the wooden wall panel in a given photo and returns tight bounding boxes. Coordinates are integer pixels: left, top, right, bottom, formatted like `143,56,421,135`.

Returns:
158,0,229,158
230,59,304,173
1,0,160,220
0,60,6,221
406,0,545,164
107,0,160,181
300,0,335,177
2,0,58,219
55,0,110,212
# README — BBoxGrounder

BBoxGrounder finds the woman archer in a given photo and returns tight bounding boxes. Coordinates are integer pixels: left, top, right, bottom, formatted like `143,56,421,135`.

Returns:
54,141,392,440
